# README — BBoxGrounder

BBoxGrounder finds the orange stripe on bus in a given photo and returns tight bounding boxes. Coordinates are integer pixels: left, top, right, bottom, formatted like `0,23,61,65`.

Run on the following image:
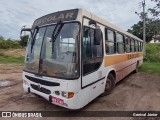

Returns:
104,52,143,67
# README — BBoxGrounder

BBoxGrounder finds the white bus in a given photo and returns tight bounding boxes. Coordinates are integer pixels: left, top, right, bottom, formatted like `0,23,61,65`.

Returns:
20,9,143,109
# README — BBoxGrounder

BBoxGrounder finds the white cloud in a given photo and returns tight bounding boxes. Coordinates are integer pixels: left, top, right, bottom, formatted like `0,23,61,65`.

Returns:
0,0,156,39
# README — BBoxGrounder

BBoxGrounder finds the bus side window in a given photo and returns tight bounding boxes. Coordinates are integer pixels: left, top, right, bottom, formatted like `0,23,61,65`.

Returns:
125,37,130,53
83,27,92,58
141,42,143,52
130,38,135,52
137,41,139,52
116,33,124,54
105,29,115,54
135,40,138,52
138,41,140,52
83,26,103,75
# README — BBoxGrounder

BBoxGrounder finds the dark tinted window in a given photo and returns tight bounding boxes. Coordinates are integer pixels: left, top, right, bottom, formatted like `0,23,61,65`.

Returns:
83,27,92,58
83,26,103,75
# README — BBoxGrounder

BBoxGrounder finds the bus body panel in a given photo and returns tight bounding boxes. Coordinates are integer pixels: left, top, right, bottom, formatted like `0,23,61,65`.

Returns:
104,52,143,82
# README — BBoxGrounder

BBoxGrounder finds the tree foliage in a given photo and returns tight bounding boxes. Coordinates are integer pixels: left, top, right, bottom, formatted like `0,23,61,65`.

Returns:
127,20,160,42
146,43,160,62
0,36,22,49
20,35,29,47
149,0,160,18
128,0,160,42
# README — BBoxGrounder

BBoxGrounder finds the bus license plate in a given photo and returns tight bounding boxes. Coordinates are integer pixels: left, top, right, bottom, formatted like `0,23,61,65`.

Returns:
52,96,64,105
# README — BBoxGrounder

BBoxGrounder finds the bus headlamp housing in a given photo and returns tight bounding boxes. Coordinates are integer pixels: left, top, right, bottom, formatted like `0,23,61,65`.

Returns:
23,80,29,85
54,91,74,99
55,91,60,96
61,91,67,97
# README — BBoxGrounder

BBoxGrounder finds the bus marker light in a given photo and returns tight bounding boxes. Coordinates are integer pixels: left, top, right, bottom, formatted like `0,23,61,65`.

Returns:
67,92,74,99
55,91,60,95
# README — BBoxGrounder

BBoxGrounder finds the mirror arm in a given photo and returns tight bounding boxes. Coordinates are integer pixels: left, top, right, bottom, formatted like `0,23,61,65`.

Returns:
20,28,32,46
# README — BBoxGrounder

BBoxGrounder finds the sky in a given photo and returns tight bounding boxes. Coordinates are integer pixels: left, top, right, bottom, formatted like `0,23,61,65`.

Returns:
0,0,156,39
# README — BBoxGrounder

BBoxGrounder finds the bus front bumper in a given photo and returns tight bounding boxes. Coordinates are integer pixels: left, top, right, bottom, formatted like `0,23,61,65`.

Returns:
23,80,80,109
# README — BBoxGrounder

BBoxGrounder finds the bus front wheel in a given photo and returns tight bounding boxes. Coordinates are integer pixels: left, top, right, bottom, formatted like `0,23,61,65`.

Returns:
101,74,115,96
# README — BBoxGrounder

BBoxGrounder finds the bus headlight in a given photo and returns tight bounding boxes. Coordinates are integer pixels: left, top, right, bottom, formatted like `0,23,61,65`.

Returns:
55,91,60,95
61,91,67,97
54,91,74,99
62,91,74,98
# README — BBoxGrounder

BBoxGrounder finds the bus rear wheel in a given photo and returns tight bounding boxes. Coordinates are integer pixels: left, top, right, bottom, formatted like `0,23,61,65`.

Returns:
134,61,139,73
101,74,115,96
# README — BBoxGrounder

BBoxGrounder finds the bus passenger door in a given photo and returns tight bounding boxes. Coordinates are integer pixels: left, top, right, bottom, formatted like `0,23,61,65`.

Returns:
81,18,105,100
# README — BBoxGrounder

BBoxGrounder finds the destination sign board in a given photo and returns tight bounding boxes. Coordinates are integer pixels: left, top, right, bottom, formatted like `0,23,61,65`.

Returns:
32,9,78,28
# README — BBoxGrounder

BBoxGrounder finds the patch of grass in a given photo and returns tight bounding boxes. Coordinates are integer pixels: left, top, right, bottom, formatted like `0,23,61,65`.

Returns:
145,43,160,62
139,62,160,74
0,53,24,64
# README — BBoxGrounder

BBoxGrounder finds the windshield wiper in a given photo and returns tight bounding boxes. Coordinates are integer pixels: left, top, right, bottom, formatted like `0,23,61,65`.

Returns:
51,20,64,54
31,26,39,53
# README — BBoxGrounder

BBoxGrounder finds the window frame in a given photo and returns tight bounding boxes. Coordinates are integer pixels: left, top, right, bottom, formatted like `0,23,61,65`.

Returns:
125,36,131,53
105,28,116,54
130,38,135,52
116,32,125,54
82,25,104,76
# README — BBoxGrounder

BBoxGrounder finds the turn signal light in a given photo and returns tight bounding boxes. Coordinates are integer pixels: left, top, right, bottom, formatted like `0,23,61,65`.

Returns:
67,92,74,99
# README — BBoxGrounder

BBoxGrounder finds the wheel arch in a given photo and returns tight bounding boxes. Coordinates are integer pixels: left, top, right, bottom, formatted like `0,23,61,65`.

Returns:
105,68,116,84
137,60,140,67
101,68,116,96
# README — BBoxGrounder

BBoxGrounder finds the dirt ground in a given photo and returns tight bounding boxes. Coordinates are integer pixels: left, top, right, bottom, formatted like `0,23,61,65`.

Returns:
0,63,160,120
0,49,25,57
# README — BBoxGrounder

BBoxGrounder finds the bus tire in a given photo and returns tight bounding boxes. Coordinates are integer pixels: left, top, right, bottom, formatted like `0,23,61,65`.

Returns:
101,74,115,96
134,62,139,73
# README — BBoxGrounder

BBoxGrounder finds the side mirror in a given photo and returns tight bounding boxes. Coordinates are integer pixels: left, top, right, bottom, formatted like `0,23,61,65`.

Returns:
20,28,32,46
89,20,97,26
94,28,102,45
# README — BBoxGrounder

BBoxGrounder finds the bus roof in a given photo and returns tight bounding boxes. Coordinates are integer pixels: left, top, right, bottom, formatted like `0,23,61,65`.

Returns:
78,8,143,42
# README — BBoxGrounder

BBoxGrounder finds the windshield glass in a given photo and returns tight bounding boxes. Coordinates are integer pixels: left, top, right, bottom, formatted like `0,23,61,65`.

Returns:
25,22,80,79
25,27,46,73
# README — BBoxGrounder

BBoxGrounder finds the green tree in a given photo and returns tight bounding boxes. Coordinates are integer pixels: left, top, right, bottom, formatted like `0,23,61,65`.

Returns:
127,20,160,42
128,0,160,42
0,35,22,49
148,0,160,18
20,35,29,47
0,35,5,40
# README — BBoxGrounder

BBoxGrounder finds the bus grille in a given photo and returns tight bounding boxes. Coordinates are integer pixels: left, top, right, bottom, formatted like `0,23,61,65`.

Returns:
30,84,51,94
25,75,60,86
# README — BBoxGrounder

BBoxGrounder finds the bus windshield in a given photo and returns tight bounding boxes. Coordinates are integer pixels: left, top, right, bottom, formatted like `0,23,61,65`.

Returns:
25,22,80,79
